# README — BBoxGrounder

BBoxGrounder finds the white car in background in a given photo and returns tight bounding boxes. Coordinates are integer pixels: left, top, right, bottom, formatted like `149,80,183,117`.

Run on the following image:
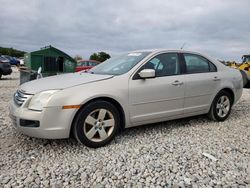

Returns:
19,57,24,66
9,49,243,148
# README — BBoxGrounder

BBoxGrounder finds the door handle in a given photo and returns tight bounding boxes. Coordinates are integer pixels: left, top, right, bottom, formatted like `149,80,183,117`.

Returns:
213,76,221,81
172,80,183,86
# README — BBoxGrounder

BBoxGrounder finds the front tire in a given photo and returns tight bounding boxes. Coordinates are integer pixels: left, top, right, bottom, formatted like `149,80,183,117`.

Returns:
208,90,233,121
73,100,120,148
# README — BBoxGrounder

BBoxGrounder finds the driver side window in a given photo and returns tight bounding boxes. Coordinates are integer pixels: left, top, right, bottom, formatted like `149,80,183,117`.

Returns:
143,53,180,77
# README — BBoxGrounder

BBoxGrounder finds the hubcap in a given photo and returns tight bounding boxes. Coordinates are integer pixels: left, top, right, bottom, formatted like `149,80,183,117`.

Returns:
83,109,115,142
216,95,230,118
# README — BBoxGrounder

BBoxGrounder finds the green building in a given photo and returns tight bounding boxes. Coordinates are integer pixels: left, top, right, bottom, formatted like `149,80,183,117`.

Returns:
24,45,76,77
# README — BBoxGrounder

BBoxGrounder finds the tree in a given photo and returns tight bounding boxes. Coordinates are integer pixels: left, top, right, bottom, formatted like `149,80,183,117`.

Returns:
89,53,99,61
74,55,83,61
89,52,111,62
0,47,26,57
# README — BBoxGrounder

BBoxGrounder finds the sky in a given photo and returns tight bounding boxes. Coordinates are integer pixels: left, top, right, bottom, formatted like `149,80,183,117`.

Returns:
0,0,249,61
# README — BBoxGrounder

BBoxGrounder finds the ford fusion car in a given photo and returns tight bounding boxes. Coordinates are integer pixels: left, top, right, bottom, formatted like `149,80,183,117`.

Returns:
9,49,243,148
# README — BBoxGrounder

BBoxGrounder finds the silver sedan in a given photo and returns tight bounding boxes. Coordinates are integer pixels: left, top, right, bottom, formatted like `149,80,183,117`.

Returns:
9,50,243,147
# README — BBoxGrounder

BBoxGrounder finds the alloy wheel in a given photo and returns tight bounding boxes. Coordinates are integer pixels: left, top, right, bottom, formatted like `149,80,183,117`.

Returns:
216,95,230,118
83,108,115,142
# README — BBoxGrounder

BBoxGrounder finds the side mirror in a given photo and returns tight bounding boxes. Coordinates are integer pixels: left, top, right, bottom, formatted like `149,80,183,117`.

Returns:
138,69,155,79
37,66,42,74
37,66,43,79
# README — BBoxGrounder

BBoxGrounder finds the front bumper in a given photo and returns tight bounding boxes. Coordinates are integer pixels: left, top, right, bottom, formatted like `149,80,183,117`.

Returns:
9,99,77,139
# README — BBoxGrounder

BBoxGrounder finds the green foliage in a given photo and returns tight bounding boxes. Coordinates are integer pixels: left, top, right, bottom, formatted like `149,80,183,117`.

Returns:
0,47,26,57
89,52,111,62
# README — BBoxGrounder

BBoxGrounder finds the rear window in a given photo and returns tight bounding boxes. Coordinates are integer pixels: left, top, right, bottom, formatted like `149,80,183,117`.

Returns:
89,62,98,66
183,53,217,73
78,61,88,66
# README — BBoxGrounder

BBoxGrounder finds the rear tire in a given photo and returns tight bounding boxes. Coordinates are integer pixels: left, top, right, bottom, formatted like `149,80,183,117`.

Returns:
208,90,233,121
73,100,120,148
0,71,2,79
240,70,248,87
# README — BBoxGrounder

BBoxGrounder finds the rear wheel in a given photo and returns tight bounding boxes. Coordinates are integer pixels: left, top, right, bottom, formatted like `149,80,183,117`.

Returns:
73,100,120,148
208,90,233,121
0,70,2,79
240,70,248,87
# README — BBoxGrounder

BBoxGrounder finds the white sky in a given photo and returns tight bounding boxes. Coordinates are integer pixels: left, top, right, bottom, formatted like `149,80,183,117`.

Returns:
0,0,249,61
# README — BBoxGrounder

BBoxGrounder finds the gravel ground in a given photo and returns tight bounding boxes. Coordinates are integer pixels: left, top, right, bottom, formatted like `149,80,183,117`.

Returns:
0,68,250,188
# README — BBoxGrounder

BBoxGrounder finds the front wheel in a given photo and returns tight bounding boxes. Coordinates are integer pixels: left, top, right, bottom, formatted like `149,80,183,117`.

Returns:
208,90,233,121
73,100,120,148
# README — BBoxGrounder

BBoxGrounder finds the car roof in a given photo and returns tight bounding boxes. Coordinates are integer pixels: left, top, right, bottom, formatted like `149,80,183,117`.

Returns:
78,60,100,63
131,49,216,60
132,49,204,54
0,56,8,60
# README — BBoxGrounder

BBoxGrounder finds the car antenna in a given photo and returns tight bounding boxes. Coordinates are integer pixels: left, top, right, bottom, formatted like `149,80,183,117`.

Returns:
180,42,187,50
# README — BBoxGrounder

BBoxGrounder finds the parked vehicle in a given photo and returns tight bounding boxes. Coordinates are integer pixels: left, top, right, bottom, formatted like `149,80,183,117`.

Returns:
0,56,10,63
226,55,250,88
9,50,243,148
2,55,20,66
0,57,12,79
75,60,100,72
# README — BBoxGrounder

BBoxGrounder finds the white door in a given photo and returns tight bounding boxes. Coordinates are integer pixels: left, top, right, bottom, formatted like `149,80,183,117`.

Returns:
129,53,185,124
182,53,220,113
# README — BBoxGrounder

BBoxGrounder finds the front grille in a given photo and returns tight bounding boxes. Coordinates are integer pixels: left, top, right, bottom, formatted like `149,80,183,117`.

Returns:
14,90,32,106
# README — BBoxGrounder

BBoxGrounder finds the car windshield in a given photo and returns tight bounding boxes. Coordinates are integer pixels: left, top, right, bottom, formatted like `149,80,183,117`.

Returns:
90,52,150,75
0,56,8,61
3,56,11,60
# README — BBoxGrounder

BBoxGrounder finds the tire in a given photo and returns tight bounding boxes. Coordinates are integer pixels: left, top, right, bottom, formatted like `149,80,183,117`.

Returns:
240,70,248,87
0,70,2,80
208,90,233,121
73,100,120,148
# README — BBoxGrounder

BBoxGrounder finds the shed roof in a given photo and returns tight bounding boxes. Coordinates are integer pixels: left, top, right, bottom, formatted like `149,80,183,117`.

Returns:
30,45,75,62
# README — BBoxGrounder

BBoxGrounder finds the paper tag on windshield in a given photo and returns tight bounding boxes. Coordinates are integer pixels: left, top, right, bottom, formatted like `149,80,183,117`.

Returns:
128,53,142,56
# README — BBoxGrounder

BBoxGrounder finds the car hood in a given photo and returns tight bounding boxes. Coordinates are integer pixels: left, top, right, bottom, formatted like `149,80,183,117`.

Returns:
0,59,10,63
20,72,114,94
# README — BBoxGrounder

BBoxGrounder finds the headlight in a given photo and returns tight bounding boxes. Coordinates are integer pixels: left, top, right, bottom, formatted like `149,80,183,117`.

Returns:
28,90,59,111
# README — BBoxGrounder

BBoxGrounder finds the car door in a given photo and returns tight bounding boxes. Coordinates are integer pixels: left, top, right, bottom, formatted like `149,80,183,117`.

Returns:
181,53,220,114
129,53,185,124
